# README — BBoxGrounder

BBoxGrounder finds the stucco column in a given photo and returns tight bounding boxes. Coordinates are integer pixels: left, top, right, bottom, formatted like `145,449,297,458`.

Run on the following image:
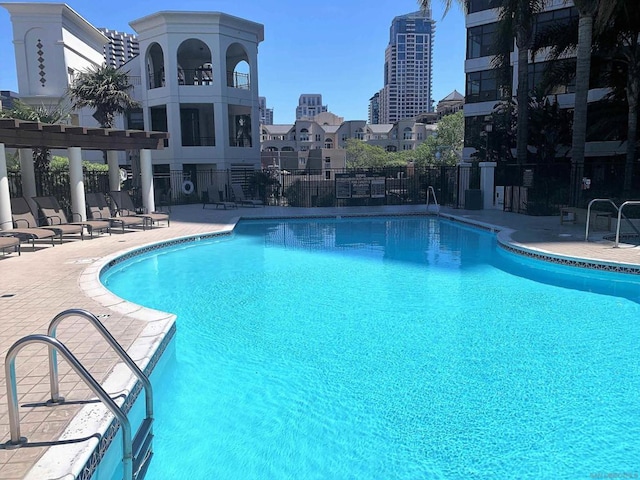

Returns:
68,147,86,221
107,150,121,191
140,149,155,213
479,162,497,210
19,148,37,213
0,144,13,231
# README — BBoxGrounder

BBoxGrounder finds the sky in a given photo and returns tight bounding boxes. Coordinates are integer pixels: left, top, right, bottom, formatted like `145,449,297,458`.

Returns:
0,0,466,124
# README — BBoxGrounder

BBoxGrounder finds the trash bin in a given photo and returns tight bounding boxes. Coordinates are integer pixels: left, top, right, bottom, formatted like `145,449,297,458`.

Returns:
464,189,483,210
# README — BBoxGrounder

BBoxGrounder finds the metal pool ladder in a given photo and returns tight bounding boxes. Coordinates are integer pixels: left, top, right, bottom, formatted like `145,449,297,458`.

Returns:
4,308,154,480
426,185,440,213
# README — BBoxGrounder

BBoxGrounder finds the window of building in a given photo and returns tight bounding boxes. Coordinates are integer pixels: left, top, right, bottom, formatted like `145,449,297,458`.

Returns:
534,7,578,46
315,134,321,141
467,22,503,59
325,171,331,180
466,69,510,103
528,59,576,94
468,0,501,14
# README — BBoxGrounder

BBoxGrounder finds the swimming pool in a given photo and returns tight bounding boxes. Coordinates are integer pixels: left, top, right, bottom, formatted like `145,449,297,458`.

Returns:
102,216,640,479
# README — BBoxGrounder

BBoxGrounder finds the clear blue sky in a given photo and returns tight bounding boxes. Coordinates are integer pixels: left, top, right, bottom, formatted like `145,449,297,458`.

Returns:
0,0,466,124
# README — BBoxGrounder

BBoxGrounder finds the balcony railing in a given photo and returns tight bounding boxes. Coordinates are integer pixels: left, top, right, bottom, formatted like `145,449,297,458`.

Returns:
179,68,213,86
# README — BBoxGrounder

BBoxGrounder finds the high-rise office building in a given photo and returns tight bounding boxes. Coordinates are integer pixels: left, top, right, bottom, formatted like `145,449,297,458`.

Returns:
99,28,139,68
296,94,328,120
259,96,274,125
376,10,435,124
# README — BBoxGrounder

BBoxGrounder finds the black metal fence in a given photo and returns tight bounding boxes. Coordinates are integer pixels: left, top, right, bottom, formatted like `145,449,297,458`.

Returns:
497,158,640,215
7,163,498,215
157,166,467,208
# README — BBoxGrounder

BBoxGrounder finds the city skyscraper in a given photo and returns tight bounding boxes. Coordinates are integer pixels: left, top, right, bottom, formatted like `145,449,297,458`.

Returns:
296,94,328,120
98,28,139,68
374,10,435,124
259,96,274,125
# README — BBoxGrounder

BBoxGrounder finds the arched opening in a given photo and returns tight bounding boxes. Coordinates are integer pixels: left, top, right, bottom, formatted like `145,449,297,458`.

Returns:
146,43,165,89
324,138,334,149
282,146,294,152
403,127,413,140
355,128,364,140
226,43,250,89
177,39,212,86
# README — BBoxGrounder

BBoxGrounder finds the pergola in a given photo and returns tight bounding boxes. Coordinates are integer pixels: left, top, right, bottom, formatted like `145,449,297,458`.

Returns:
0,118,169,232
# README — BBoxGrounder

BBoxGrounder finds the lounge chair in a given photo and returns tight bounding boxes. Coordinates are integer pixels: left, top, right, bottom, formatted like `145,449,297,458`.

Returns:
10,197,66,245
108,190,170,228
0,234,21,256
33,196,111,239
86,193,146,233
202,185,237,210
231,184,264,207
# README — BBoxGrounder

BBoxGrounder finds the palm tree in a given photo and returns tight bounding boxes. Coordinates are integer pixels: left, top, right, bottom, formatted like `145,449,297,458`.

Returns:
68,64,139,129
493,0,548,165
599,1,640,194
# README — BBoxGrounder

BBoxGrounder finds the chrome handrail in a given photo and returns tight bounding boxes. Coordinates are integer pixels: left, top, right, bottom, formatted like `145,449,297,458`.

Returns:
47,309,153,420
585,198,619,241
4,334,133,480
426,185,439,213
615,200,640,247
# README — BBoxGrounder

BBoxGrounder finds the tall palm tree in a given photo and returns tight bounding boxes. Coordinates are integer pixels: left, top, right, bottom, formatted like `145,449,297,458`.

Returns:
600,1,640,194
493,0,548,165
68,64,139,129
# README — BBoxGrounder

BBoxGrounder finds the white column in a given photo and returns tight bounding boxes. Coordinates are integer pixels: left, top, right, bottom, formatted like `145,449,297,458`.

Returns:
0,144,13,231
479,162,497,210
68,147,86,221
107,150,121,192
140,149,155,213
19,148,37,213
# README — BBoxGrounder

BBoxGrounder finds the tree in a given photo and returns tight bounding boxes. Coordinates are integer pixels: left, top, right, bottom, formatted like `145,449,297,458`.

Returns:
68,64,139,128
493,0,549,165
0,99,69,170
344,139,391,168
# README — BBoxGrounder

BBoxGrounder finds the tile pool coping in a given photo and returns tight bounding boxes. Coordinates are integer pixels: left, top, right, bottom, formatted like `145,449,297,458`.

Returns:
20,209,640,479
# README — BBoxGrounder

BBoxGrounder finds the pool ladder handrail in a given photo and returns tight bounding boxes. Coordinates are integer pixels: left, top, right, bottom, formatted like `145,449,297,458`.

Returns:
585,199,619,241
614,200,640,247
585,198,640,245
4,308,155,480
426,185,440,214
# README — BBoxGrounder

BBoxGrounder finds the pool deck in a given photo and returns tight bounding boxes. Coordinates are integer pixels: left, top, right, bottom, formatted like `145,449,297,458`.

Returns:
1,203,640,479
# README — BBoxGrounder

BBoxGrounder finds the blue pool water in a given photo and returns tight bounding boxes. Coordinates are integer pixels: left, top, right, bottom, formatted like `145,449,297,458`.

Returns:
102,217,640,479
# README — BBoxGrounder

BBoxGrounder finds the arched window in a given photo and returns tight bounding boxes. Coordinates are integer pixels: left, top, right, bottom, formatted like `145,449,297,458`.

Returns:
386,145,397,152
177,39,212,86
324,138,334,149
146,43,165,89
403,127,413,140
282,146,294,152
226,43,250,89
299,128,309,141
355,128,364,140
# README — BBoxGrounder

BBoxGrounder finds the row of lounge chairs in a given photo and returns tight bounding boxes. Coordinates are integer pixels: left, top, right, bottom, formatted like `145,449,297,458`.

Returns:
1,191,170,256
202,184,264,210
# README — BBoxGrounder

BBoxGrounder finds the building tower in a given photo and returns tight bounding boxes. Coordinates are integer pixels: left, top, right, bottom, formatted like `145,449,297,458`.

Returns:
259,96,274,125
377,10,435,124
99,28,140,68
295,94,327,120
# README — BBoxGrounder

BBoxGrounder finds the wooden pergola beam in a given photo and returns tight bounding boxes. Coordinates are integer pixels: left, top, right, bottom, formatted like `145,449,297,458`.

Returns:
0,119,168,151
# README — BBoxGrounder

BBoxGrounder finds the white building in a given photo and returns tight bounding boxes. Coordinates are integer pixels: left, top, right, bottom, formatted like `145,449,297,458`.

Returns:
375,10,435,124
2,3,265,195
